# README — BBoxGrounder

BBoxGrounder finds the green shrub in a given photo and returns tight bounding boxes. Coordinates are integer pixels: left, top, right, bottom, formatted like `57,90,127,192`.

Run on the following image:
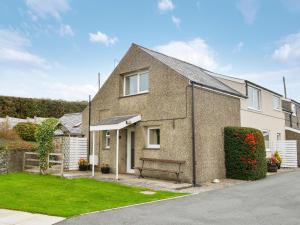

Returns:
224,127,267,180
35,118,60,174
14,122,38,142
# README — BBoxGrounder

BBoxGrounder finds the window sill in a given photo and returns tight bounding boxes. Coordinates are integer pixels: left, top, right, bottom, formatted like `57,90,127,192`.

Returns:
103,148,110,151
143,147,160,150
120,92,149,98
247,107,261,112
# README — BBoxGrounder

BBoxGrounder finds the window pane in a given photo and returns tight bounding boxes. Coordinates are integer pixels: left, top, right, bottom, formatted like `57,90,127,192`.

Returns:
292,104,296,115
263,131,269,148
273,97,280,109
277,133,281,141
248,87,253,108
125,75,138,95
248,86,260,110
139,72,149,92
149,129,160,145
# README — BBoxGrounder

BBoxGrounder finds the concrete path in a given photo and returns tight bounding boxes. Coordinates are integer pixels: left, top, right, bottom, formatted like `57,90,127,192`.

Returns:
0,209,64,225
57,170,300,225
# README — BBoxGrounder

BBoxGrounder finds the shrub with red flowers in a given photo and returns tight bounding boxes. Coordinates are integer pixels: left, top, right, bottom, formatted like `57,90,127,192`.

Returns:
224,127,267,180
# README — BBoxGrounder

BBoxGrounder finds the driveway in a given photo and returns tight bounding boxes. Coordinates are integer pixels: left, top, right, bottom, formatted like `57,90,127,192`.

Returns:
57,170,300,225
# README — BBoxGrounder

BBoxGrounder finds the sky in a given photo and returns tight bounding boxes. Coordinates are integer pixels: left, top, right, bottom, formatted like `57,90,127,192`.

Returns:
0,0,300,101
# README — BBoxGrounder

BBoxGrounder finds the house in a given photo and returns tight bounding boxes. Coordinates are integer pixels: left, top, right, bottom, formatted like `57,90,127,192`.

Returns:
82,43,245,185
213,73,286,152
282,99,300,166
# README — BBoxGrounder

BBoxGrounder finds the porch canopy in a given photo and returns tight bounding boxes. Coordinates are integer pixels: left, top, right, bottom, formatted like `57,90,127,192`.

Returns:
89,114,141,179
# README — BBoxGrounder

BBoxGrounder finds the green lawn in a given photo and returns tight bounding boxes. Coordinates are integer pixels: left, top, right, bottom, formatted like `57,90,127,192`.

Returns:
0,173,184,217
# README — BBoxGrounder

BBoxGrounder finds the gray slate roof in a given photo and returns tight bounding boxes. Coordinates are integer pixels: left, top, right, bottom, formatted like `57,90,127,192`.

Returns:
92,115,138,126
137,44,245,98
55,113,82,136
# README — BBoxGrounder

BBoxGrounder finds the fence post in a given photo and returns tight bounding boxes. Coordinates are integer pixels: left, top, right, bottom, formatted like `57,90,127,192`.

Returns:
61,153,64,177
23,152,26,171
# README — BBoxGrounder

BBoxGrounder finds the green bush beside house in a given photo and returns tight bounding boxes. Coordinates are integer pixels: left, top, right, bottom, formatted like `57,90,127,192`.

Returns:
224,127,267,180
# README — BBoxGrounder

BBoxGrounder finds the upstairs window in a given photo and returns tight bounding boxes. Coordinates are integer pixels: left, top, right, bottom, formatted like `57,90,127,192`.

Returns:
273,96,281,110
291,103,297,116
248,86,261,110
124,71,149,96
147,127,160,149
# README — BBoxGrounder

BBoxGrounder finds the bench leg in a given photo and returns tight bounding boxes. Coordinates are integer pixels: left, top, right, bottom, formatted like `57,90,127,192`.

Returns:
138,169,144,178
175,173,180,183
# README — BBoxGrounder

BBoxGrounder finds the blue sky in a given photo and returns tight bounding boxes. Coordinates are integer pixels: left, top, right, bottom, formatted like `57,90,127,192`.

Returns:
0,0,300,101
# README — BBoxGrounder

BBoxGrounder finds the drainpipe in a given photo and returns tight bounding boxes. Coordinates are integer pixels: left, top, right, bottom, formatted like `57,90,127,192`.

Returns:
88,95,91,162
191,81,196,187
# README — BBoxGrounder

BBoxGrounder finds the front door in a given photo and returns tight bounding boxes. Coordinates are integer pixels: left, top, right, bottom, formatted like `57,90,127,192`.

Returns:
126,128,135,173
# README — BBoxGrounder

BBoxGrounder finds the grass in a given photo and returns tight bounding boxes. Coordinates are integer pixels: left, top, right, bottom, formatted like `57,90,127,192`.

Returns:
0,173,185,217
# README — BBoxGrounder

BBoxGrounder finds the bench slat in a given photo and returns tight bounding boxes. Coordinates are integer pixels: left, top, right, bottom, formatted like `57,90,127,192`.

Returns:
135,167,183,174
140,157,185,164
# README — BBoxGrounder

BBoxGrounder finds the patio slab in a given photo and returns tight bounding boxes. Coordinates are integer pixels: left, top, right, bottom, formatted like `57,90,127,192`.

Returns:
63,171,192,191
0,209,64,225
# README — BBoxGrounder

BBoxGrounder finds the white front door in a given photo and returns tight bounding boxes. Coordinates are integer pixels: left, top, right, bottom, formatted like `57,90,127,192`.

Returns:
126,128,135,173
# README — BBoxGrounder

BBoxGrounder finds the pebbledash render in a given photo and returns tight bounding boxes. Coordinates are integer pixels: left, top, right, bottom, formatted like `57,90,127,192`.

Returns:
81,43,244,185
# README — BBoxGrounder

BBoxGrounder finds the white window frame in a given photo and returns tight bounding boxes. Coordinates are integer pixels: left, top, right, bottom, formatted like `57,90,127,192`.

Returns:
291,103,297,116
147,127,160,149
123,71,149,96
273,96,281,111
247,86,261,111
276,133,281,141
105,131,110,149
262,130,270,150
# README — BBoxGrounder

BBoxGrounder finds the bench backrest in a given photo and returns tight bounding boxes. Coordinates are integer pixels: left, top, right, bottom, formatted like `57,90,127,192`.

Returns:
140,157,185,164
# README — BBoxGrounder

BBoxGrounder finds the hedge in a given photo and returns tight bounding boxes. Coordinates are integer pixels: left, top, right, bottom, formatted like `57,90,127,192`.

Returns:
224,127,267,180
14,122,39,142
0,95,87,119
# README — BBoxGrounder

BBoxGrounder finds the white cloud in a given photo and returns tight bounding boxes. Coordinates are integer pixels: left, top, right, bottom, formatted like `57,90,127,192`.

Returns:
59,24,74,37
25,0,70,20
233,41,244,53
89,31,118,46
171,16,181,28
236,0,259,24
272,32,300,64
0,29,46,67
158,0,174,12
154,38,218,70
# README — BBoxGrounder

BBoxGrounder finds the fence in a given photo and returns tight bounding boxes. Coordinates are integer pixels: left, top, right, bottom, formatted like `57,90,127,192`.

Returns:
269,140,298,168
0,116,46,128
23,152,64,176
61,137,88,170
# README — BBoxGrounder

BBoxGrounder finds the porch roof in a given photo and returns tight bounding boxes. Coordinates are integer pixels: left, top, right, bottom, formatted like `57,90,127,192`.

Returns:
90,114,141,131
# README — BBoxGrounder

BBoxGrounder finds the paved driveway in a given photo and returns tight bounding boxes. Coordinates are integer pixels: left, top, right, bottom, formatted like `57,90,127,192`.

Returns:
57,170,300,225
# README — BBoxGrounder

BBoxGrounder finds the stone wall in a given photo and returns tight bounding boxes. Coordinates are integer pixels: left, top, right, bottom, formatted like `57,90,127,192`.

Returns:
0,150,8,173
0,149,30,173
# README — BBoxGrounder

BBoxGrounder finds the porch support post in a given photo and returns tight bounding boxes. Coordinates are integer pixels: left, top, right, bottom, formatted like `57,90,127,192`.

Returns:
92,131,95,177
116,129,119,180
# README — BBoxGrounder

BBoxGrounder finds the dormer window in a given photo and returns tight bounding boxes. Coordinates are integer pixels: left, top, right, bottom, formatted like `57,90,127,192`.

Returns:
124,71,149,96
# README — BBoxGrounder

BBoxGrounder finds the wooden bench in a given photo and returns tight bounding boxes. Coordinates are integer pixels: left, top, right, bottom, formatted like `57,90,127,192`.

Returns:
135,158,185,183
